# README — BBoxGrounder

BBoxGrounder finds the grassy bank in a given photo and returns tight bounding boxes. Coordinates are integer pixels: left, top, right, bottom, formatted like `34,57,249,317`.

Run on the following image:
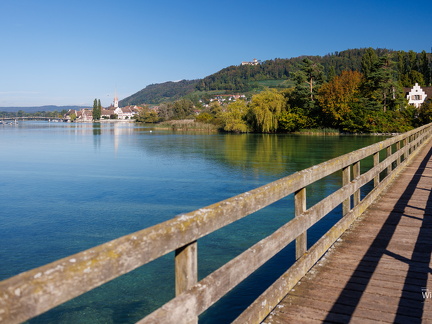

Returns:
155,119,219,132
294,128,340,135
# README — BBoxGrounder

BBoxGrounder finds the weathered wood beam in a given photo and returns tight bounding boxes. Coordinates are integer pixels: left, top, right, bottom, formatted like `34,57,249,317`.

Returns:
295,188,307,259
342,166,351,215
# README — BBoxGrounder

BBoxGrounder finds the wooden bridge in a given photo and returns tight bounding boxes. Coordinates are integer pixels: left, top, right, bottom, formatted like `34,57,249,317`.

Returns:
264,128,432,323
1,123,432,323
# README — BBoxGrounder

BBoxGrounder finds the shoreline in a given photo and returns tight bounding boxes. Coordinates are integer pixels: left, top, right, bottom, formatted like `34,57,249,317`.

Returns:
73,119,135,123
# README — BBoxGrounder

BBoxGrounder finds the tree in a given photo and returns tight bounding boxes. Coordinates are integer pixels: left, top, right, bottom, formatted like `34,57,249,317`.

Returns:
195,112,214,124
407,50,418,72
407,70,425,86
248,89,286,132
361,48,379,78
418,99,432,125
220,100,250,133
172,99,195,119
317,70,363,127
157,103,174,121
277,112,306,132
209,101,223,116
296,58,325,101
361,55,400,112
327,66,336,81
420,50,431,86
288,58,325,124
135,106,159,123
93,98,101,121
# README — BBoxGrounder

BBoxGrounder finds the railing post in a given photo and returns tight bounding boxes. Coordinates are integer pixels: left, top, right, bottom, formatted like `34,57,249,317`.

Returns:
373,152,380,187
386,145,392,176
175,241,198,323
295,187,307,260
408,135,412,155
404,137,409,160
353,161,361,206
417,132,420,148
175,241,198,295
342,166,350,215
397,140,401,165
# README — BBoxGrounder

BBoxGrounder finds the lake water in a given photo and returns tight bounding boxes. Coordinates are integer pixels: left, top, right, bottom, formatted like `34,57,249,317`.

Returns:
0,121,385,323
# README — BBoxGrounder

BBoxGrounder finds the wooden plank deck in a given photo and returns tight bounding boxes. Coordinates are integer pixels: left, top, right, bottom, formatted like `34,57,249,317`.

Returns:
264,140,432,323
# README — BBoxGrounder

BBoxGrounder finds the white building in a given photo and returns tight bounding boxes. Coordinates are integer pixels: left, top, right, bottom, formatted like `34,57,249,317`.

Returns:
63,109,93,122
101,106,141,120
406,83,428,108
241,58,260,66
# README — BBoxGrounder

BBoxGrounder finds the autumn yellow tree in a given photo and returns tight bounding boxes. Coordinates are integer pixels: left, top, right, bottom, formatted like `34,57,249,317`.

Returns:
220,100,250,133
249,89,286,132
317,70,363,126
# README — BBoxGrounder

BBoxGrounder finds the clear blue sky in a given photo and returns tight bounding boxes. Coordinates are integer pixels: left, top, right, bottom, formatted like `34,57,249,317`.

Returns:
1,0,431,107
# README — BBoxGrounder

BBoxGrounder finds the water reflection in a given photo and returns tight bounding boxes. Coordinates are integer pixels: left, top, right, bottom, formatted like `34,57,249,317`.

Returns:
1,122,387,324
131,131,385,179
76,123,385,180
93,123,101,149
92,123,101,136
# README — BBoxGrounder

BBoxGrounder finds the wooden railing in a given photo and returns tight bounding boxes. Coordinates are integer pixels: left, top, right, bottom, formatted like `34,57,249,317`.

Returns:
1,123,432,324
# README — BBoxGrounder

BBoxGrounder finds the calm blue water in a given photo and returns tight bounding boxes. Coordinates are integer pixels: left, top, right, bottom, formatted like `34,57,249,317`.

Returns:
0,122,384,323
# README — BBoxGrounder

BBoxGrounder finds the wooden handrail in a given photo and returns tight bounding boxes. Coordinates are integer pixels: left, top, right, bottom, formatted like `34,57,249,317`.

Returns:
1,123,431,324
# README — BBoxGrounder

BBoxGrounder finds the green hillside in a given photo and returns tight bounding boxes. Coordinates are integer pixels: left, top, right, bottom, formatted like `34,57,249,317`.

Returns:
120,48,431,106
196,48,395,92
119,80,198,106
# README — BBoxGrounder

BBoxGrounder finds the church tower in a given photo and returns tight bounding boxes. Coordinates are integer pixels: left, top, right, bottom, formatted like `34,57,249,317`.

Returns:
114,90,119,108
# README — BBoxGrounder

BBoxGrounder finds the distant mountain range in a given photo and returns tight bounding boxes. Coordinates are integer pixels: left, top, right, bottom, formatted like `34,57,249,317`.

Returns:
0,105,86,113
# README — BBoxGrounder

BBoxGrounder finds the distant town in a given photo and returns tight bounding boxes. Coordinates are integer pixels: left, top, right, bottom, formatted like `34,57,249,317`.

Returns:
61,93,248,123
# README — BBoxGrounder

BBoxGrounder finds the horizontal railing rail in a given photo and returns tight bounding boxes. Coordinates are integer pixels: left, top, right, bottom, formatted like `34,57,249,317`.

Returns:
1,123,431,324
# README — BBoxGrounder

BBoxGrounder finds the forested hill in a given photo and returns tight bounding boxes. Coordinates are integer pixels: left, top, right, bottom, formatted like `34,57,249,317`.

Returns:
119,48,424,106
196,48,393,91
120,80,198,106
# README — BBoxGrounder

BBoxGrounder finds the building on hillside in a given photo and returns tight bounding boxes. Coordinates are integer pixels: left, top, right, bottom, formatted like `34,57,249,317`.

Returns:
207,94,246,106
63,108,92,122
405,83,432,108
241,58,260,66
